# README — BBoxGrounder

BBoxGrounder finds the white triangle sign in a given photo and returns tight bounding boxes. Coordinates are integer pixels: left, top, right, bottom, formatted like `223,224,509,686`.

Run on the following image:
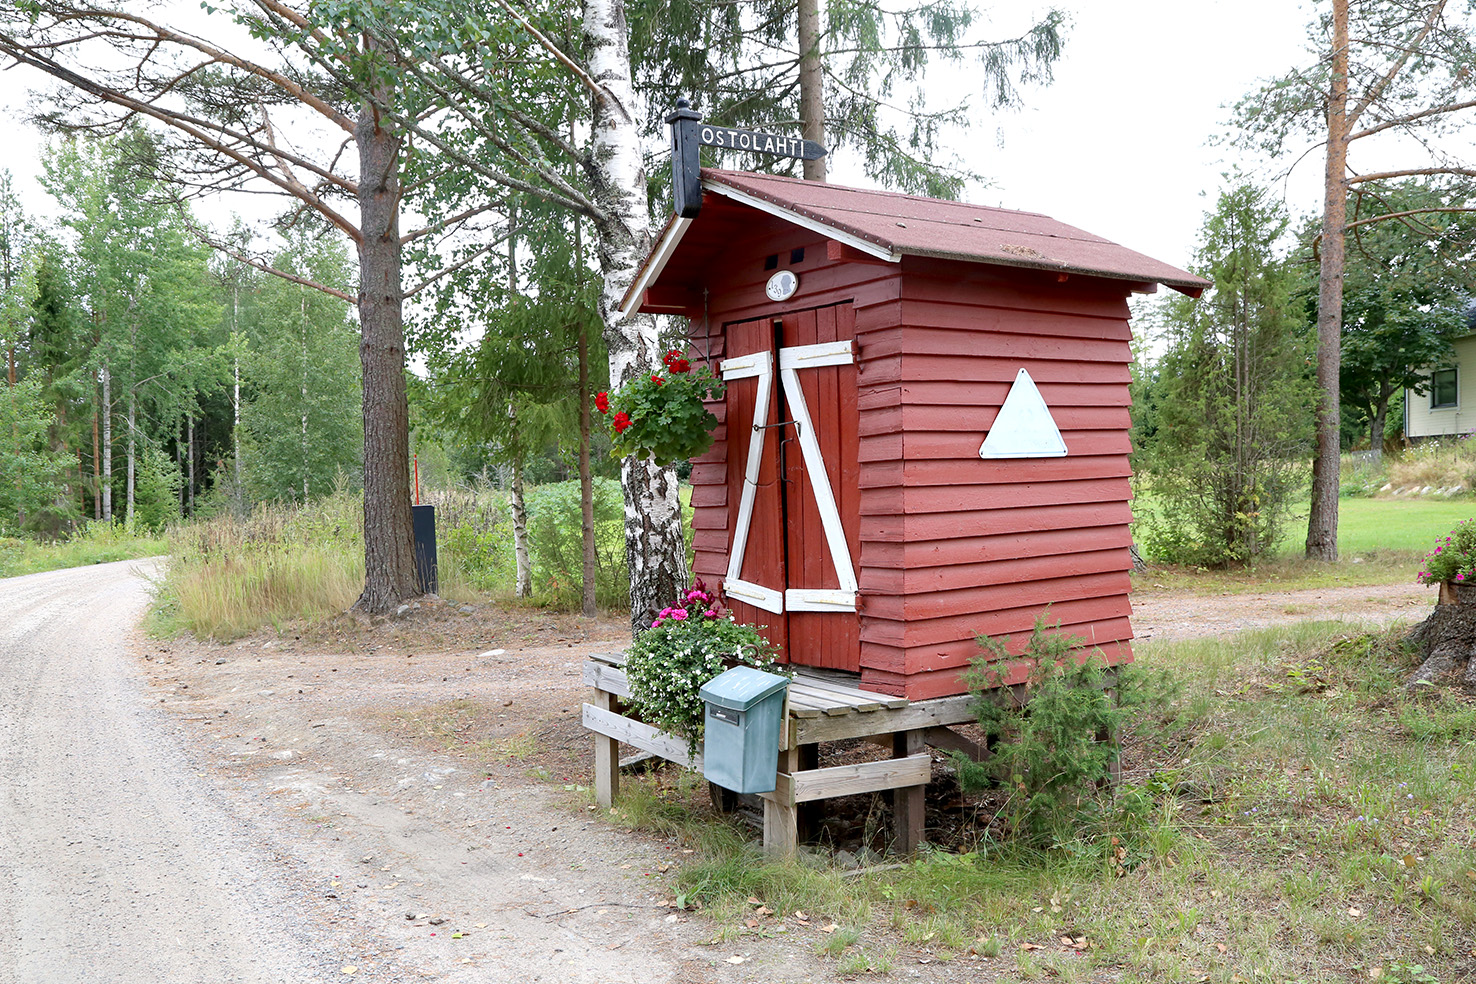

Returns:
979,368,1068,459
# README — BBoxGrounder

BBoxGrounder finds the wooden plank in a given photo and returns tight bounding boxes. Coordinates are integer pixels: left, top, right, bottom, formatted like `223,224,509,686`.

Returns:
787,681,882,713
860,477,1129,516
582,703,702,772
791,673,909,708
858,456,1132,491
788,753,931,803
592,691,620,808
924,725,989,762
793,695,977,744
765,747,801,856
589,651,627,667
583,660,630,699
892,731,926,855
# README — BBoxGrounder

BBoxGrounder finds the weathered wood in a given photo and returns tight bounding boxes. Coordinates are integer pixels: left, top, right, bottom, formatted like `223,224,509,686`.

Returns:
591,691,620,808
582,704,702,772
923,725,989,762
791,672,908,708
892,731,927,856
583,661,631,699
778,752,931,803
793,694,976,744
765,746,801,856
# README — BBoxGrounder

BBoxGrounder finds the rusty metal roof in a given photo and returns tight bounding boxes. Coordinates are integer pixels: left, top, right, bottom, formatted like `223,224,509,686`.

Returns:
705,169,1208,293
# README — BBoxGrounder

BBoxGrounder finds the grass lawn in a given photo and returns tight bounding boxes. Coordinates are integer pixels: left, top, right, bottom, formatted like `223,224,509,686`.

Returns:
1134,496,1473,595
606,622,1476,983
0,525,166,579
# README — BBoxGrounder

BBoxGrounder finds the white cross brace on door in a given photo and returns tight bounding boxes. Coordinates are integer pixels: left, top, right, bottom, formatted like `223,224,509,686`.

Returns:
720,340,858,614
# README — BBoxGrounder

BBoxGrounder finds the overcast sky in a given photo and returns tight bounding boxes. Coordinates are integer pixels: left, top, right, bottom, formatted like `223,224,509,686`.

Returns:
0,0,1325,273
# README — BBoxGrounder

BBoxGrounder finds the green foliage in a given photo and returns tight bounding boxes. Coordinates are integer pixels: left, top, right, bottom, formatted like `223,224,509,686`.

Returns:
0,377,74,533
1415,518,1476,585
624,580,781,751
1138,184,1315,567
602,351,723,466
524,478,628,609
237,229,362,504
955,617,1136,847
127,440,183,534
629,0,1066,198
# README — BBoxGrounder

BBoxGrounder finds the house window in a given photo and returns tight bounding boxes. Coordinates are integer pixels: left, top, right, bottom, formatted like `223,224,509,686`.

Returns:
1431,368,1458,409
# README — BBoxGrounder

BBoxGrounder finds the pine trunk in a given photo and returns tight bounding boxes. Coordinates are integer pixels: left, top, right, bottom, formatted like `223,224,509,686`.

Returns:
583,0,688,632
798,0,826,182
352,92,418,613
1306,0,1348,563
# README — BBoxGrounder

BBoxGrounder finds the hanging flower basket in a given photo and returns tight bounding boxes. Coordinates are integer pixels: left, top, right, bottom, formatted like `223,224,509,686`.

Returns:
595,350,724,466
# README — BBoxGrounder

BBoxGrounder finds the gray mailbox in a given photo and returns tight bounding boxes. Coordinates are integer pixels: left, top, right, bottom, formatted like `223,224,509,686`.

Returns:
699,666,789,794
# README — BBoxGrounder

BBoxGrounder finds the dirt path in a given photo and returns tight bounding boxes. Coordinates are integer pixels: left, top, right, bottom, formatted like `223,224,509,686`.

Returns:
3,562,1438,983
1130,577,1432,643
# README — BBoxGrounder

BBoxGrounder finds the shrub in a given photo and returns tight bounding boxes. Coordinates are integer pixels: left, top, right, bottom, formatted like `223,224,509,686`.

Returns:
954,617,1135,846
525,477,629,609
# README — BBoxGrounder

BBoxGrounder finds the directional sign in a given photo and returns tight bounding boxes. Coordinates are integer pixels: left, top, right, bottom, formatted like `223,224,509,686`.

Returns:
696,125,826,161
666,98,827,219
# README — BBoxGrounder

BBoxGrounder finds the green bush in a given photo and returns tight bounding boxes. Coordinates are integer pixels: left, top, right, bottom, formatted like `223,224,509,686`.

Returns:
525,477,629,610
955,617,1136,847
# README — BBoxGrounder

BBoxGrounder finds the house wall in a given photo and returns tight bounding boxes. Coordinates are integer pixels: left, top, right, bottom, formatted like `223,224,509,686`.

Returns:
856,258,1136,699
680,220,1137,700
1406,335,1476,439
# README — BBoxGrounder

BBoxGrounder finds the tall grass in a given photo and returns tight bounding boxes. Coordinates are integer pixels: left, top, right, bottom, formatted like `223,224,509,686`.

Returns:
155,491,363,640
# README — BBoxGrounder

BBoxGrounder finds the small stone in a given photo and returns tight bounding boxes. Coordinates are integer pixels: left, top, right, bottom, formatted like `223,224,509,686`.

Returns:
396,604,412,616
459,606,475,615
428,916,445,926
215,659,227,665
834,850,859,869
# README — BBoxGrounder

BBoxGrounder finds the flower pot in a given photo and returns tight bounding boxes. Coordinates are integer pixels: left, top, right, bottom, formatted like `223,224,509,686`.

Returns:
1438,580,1476,606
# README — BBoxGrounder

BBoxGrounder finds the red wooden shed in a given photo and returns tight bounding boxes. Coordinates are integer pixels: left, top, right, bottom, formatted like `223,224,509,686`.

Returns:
621,170,1207,701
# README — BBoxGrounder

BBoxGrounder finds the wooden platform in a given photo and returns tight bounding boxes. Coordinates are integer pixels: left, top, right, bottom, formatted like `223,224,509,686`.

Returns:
582,653,982,856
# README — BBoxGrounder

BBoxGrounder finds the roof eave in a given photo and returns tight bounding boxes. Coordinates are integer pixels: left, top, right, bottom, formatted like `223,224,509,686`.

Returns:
618,215,694,320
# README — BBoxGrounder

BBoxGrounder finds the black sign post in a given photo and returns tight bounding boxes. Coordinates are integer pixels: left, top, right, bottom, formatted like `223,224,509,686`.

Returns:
666,97,827,219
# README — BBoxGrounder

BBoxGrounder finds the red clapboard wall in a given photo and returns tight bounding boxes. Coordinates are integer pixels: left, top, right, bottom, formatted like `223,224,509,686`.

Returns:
623,170,1207,700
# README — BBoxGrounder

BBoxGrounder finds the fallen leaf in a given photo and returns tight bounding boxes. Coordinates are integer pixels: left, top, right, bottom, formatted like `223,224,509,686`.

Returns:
1348,907,1362,917
1215,942,1227,954
747,897,761,905
820,923,838,934
794,911,807,920
755,906,773,917
340,968,357,976
1020,942,1042,951
745,919,759,929
726,956,746,965
475,922,487,929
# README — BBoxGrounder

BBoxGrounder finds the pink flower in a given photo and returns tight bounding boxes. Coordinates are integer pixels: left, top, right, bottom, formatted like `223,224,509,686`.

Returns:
1458,574,1466,582
670,608,688,621
704,609,718,618
651,617,664,627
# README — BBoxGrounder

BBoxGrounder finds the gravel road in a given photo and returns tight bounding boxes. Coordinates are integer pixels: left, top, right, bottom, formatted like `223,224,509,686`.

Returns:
0,560,333,983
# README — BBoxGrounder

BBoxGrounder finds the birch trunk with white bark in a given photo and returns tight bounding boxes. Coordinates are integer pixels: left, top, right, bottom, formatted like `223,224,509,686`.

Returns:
100,363,112,522
582,0,688,633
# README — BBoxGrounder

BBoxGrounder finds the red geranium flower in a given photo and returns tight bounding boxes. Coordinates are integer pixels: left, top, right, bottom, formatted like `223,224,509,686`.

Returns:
651,374,664,385
594,391,609,414
612,411,632,433
663,350,692,374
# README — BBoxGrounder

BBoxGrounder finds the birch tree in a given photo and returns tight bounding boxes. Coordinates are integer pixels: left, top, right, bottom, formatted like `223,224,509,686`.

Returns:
1235,0,1476,560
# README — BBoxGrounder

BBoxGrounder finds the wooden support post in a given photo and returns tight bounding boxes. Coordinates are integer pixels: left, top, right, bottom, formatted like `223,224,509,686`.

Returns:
891,729,926,856
1097,686,1121,788
797,743,820,842
764,745,800,857
593,689,619,808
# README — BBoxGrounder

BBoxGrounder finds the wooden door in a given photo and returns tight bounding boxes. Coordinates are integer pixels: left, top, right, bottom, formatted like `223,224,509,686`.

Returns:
720,304,860,671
